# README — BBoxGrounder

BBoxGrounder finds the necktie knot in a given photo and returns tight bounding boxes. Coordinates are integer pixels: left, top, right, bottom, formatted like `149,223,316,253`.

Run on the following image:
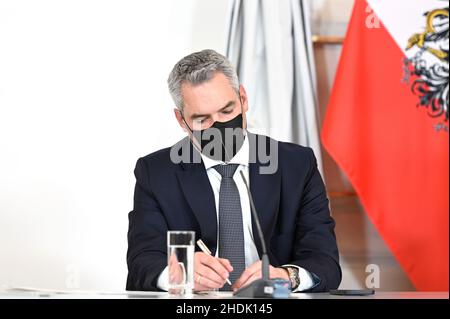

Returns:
213,164,239,178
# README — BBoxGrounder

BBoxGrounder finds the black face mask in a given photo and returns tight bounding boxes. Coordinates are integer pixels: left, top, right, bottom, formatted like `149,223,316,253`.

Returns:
183,113,245,162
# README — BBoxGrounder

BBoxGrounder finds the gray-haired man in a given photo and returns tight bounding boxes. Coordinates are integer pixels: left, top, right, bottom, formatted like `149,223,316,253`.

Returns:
126,49,341,292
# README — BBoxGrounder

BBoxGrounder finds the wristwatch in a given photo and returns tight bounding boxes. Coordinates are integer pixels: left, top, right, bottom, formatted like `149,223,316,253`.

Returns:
283,266,300,290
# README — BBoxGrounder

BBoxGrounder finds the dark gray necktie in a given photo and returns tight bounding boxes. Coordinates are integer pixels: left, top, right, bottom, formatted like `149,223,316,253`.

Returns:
213,164,246,290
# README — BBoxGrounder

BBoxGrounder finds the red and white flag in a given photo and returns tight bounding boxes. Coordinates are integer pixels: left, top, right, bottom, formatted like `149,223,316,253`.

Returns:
322,0,449,291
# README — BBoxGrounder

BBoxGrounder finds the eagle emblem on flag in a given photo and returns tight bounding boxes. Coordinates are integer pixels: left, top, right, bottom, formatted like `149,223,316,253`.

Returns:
404,3,449,128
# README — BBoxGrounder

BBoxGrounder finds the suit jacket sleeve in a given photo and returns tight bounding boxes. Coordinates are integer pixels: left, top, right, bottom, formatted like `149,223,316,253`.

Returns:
126,157,168,291
290,148,341,292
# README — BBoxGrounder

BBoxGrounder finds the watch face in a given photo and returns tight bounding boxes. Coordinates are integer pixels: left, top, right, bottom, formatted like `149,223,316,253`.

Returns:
287,267,300,289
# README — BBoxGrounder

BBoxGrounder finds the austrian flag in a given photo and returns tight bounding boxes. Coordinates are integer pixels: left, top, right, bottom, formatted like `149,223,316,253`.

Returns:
322,0,449,291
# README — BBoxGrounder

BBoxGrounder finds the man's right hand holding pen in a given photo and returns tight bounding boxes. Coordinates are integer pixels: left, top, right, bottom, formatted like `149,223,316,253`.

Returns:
194,239,233,291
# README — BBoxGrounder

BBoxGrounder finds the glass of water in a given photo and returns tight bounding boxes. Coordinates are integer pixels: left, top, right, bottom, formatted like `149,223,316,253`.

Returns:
167,231,195,295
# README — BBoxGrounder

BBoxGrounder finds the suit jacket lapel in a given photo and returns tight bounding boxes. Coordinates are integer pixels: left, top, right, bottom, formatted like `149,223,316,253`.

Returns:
176,140,218,255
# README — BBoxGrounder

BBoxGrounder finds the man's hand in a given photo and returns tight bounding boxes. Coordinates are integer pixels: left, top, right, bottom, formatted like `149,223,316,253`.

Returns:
232,260,289,291
194,252,233,291
168,253,185,286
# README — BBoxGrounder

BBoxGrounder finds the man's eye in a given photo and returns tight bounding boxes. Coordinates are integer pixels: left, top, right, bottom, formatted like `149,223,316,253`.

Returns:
222,110,232,114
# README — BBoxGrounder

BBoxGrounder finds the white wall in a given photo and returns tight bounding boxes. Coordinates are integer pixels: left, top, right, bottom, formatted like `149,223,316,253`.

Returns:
1,0,413,292
0,0,229,291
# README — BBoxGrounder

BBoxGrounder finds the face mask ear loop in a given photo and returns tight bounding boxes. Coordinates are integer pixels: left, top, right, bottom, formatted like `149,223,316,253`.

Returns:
180,110,192,132
238,91,247,137
181,110,203,152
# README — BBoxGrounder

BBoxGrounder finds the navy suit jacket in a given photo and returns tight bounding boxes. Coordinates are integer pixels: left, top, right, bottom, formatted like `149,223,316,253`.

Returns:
126,132,341,292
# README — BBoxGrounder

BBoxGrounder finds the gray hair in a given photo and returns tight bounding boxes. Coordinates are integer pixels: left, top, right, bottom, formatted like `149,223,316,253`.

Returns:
167,49,240,110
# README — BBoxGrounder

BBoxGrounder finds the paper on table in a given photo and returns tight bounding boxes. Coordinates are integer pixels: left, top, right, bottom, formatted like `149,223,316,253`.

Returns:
5,286,165,296
5,286,234,299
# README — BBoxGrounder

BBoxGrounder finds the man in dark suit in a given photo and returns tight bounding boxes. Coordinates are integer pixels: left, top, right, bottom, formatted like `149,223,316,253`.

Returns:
126,49,341,292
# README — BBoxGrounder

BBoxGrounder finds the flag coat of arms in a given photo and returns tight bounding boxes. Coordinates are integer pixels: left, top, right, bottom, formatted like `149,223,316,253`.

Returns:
322,0,449,291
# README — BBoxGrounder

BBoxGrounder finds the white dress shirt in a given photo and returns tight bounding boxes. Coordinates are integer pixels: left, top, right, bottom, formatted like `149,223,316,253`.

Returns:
157,133,314,291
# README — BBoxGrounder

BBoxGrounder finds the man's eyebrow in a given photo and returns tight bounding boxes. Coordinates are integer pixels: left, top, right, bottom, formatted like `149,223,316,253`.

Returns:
191,101,236,119
219,101,235,111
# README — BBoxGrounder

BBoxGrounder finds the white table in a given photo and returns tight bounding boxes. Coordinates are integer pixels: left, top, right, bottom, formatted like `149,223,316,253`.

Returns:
0,289,447,299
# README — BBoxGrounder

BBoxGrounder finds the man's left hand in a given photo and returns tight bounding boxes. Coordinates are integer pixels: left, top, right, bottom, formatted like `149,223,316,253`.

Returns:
231,260,289,291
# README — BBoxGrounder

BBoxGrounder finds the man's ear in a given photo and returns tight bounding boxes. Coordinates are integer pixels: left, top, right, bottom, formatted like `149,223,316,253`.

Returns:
174,108,187,132
239,85,249,113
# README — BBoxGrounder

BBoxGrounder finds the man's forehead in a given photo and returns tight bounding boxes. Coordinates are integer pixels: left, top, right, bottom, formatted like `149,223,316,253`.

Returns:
184,100,236,118
181,76,238,115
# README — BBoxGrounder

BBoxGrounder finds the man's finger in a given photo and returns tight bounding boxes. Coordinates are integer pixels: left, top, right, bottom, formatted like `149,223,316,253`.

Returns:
217,258,233,273
200,254,230,281
194,275,212,292
237,270,262,290
232,261,261,289
233,268,258,290
196,263,227,285
194,272,224,290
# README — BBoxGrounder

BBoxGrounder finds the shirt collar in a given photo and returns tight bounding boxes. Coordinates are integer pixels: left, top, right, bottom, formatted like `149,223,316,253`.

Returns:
200,131,250,170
